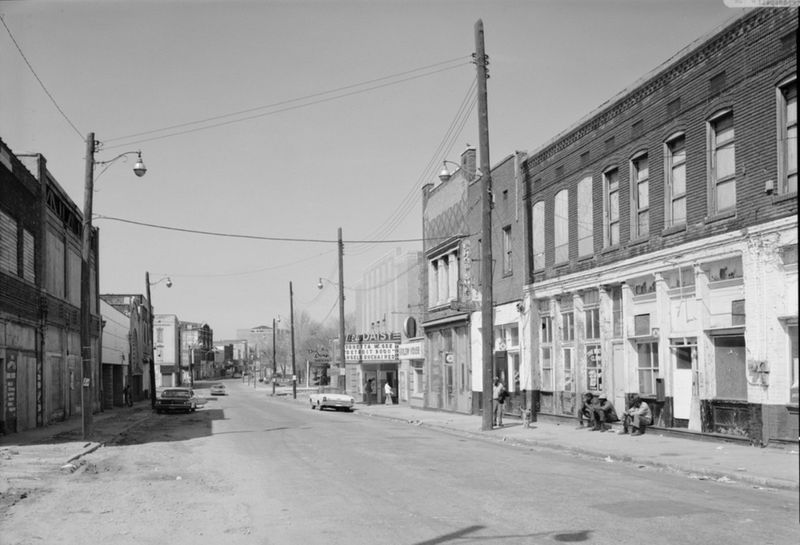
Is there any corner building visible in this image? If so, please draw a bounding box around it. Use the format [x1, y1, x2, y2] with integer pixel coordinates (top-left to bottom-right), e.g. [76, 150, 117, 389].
[522, 8, 797, 444]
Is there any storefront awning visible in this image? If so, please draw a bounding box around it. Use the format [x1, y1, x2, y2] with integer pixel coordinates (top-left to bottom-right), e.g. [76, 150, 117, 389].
[421, 312, 469, 329]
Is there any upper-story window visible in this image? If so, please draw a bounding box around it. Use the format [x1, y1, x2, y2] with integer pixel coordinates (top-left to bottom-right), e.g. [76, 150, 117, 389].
[584, 289, 600, 340]
[502, 225, 512, 275]
[428, 247, 459, 308]
[665, 133, 687, 227]
[576, 176, 593, 257]
[630, 153, 649, 238]
[708, 110, 736, 213]
[532, 201, 545, 271]
[778, 76, 797, 195]
[603, 168, 620, 247]
[0, 209, 18, 276]
[554, 189, 569, 264]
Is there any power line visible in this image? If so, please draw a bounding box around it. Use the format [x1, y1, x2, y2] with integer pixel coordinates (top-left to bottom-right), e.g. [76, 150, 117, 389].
[105, 57, 469, 143]
[1, 14, 83, 140]
[94, 214, 443, 243]
[104, 60, 471, 150]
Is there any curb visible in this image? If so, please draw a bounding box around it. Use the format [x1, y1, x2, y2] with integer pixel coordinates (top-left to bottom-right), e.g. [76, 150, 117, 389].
[63, 410, 154, 465]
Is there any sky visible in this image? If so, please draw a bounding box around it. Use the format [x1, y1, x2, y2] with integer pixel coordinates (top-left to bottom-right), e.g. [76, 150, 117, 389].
[1, 0, 747, 339]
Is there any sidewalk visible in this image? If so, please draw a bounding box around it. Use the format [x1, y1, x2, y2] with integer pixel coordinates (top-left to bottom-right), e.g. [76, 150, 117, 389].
[348, 400, 798, 491]
[2, 392, 797, 493]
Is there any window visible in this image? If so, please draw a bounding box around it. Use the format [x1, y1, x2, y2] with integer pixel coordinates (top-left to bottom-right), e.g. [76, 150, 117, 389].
[709, 111, 736, 213]
[789, 323, 798, 405]
[584, 289, 600, 340]
[577, 176, 593, 256]
[156, 328, 164, 344]
[532, 201, 545, 270]
[554, 189, 569, 263]
[603, 168, 620, 246]
[428, 248, 458, 307]
[502, 225, 512, 275]
[586, 344, 602, 392]
[778, 77, 797, 194]
[562, 311, 575, 342]
[0, 209, 18, 275]
[666, 134, 687, 227]
[541, 347, 553, 391]
[563, 347, 574, 392]
[610, 286, 623, 338]
[412, 366, 424, 396]
[540, 315, 553, 344]
[637, 341, 659, 396]
[631, 154, 649, 238]
[22, 229, 35, 283]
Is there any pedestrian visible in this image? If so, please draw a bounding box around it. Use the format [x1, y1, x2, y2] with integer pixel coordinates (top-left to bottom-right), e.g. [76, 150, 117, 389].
[619, 396, 652, 436]
[492, 376, 507, 428]
[364, 378, 374, 405]
[123, 383, 133, 407]
[577, 392, 597, 429]
[384, 380, 393, 405]
[592, 393, 619, 432]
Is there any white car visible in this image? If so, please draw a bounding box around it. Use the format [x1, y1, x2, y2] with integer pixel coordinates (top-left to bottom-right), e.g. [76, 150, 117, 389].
[309, 390, 355, 412]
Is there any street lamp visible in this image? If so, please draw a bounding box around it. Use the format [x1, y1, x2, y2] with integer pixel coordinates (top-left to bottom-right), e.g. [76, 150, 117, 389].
[315, 227, 346, 393]
[146, 273, 172, 409]
[437, 159, 462, 182]
[81, 132, 147, 439]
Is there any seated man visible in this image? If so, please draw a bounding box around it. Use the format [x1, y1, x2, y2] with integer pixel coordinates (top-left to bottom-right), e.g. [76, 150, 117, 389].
[619, 396, 652, 436]
[577, 392, 597, 429]
[592, 393, 618, 432]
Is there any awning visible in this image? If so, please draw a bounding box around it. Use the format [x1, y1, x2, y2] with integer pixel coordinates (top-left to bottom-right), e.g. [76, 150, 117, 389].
[421, 312, 469, 329]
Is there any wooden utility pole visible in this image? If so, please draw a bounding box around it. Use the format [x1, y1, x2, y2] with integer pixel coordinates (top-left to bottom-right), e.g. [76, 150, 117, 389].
[146, 271, 156, 408]
[80, 133, 96, 439]
[475, 20, 495, 432]
[338, 227, 346, 392]
[290, 281, 297, 399]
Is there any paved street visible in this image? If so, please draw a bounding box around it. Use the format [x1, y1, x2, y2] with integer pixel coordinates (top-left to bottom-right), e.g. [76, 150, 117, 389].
[1, 379, 797, 545]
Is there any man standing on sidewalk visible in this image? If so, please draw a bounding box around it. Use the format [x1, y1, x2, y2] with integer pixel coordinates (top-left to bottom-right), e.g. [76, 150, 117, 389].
[492, 377, 506, 428]
[384, 380, 393, 405]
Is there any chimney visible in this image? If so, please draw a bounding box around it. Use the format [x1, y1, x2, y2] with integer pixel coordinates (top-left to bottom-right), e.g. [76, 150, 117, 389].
[461, 147, 477, 181]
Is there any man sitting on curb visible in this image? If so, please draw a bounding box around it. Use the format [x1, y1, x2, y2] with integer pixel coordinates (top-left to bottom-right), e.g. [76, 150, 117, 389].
[619, 396, 652, 436]
[592, 393, 618, 432]
[576, 392, 598, 430]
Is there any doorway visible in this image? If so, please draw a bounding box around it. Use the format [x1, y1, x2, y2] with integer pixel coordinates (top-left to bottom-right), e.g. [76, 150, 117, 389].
[671, 338, 696, 423]
[611, 342, 625, 413]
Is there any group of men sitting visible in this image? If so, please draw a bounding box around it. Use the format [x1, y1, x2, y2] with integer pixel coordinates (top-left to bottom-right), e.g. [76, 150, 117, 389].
[578, 392, 652, 436]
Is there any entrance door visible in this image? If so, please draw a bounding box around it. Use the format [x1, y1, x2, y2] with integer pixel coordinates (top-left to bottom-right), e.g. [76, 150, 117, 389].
[671, 340, 696, 422]
[611, 343, 625, 413]
[714, 335, 747, 400]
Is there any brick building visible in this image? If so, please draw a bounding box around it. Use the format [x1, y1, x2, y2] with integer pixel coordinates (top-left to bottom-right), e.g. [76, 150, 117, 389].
[0, 139, 101, 434]
[521, 8, 797, 444]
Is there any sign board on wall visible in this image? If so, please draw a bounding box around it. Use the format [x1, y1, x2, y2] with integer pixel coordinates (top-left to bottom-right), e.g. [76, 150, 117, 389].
[398, 341, 423, 360]
[345, 332, 400, 363]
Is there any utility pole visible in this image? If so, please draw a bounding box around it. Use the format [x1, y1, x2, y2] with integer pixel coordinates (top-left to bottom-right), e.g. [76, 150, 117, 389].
[338, 227, 346, 392]
[146, 272, 156, 408]
[80, 133, 96, 439]
[475, 20, 495, 432]
[290, 281, 297, 399]
[272, 317, 277, 395]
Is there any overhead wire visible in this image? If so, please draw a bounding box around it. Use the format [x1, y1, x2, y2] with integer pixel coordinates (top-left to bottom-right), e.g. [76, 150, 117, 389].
[0, 14, 83, 140]
[104, 60, 471, 150]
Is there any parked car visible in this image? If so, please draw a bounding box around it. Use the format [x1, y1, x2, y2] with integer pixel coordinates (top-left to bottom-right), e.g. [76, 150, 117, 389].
[210, 384, 227, 396]
[155, 388, 198, 414]
[309, 390, 355, 412]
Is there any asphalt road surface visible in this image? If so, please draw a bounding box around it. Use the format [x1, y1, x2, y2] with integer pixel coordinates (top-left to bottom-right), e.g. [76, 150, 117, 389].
[3, 379, 797, 545]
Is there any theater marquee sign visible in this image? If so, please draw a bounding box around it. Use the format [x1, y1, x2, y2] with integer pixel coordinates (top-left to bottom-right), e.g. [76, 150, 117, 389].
[345, 332, 399, 363]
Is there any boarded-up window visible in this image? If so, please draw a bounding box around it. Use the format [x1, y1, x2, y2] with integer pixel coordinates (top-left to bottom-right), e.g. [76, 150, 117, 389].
[45, 230, 65, 298]
[554, 189, 569, 263]
[0, 209, 18, 275]
[22, 229, 35, 282]
[532, 201, 545, 270]
[577, 176, 593, 257]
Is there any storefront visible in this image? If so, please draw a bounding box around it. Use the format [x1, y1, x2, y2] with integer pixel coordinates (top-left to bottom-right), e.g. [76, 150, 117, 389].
[398, 339, 425, 408]
[345, 332, 400, 405]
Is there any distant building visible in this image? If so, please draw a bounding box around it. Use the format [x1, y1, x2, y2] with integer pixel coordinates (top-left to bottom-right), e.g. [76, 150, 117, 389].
[352, 247, 423, 405]
[100, 293, 150, 406]
[154, 314, 181, 388]
[180, 321, 214, 381]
